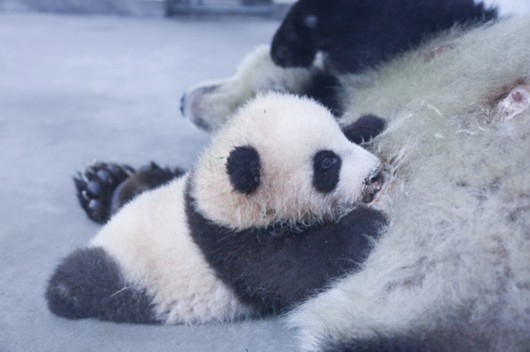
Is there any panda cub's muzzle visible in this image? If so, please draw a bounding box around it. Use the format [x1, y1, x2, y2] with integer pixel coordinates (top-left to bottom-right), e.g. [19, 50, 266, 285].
[361, 167, 384, 204]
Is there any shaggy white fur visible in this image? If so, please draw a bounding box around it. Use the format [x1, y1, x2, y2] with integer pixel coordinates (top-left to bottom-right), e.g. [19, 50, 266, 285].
[288, 17, 530, 351]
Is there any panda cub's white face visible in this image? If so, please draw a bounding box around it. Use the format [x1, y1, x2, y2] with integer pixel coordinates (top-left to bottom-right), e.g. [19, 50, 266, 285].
[191, 92, 382, 230]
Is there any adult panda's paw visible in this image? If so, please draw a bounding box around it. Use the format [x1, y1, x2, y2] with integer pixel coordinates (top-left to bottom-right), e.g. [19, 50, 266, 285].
[74, 162, 134, 224]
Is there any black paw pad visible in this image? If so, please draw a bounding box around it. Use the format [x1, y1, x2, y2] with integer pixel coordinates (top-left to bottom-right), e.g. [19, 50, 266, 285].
[74, 162, 134, 224]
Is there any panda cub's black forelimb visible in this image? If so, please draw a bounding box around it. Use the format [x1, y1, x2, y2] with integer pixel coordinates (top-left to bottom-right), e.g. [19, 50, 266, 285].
[74, 162, 185, 224]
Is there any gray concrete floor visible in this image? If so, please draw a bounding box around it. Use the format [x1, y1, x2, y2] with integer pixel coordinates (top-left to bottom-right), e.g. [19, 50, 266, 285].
[0, 13, 297, 352]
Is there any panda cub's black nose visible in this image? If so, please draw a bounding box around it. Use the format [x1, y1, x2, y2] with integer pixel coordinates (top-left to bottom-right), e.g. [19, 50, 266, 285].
[361, 169, 384, 204]
[369, 170, 383, 186]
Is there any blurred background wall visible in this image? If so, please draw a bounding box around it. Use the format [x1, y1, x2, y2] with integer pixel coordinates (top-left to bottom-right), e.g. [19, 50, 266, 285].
[0, 0, 296, 17]
[0, 0, 527, 21]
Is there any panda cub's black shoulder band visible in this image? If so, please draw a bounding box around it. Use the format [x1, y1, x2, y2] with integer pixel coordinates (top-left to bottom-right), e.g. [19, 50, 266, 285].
[226, 145, 261, 194]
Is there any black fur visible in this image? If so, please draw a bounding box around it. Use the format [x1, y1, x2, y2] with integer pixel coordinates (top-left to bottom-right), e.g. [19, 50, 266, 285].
[110, 162, 185, 211]
[186, 184, 387, 314]
[313, 150, 342, 193]
[342, 114, 387, 145]
[46, 247, 160, 323]
[302, 70, 344, 116]
[74, 162, 185, 224]
[271, 0, 497, 73]
[226, 145, 261, 194]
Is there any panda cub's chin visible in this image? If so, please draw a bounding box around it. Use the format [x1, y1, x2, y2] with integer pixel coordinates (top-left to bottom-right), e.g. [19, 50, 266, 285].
[361, 167, 384, 204]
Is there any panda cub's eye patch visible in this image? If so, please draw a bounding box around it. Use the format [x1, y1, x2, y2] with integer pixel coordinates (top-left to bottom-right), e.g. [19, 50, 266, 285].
[313, 150, 342, 193]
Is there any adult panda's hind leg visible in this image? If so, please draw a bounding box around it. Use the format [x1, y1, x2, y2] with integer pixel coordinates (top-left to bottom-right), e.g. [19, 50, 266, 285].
[45, 247, 161, 324]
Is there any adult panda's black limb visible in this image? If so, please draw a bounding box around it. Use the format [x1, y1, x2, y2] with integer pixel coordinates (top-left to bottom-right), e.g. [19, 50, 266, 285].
[45, 247, 161, 324]
[342, 114, 387, 145]
[74, 162, 185, 224]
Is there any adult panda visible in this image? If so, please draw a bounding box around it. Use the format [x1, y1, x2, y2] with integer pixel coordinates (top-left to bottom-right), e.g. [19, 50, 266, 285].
[178, 16, 530, 352]
[286, 17, 530, 351]
[46, 93, 388, 324]
[182, 0, 497, 126]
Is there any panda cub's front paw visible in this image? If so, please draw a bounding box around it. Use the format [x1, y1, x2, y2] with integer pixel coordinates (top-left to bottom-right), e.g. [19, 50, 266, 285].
[74, 162, 134, 224]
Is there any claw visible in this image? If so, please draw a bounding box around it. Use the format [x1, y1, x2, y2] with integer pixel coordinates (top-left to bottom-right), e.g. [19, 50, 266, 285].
[73, 176, 87, 190]
[81, 190, 90, 201]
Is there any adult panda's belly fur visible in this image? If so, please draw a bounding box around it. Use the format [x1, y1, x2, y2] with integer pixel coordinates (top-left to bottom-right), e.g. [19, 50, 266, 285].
[288, 17, 530, 352]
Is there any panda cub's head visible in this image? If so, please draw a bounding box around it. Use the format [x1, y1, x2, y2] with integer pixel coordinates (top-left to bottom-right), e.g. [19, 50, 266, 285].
[190, 92, 382, 230]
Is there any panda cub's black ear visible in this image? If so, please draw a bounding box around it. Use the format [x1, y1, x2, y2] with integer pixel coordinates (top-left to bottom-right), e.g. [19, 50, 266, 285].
[226, 146, 261, 195]
[342, 114, 386, 144]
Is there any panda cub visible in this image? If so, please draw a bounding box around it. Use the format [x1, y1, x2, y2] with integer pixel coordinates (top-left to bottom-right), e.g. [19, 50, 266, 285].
[46, 93, 387, 324]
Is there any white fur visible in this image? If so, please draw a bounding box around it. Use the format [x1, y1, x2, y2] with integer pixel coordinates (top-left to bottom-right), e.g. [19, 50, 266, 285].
[288, 17, 530, 351]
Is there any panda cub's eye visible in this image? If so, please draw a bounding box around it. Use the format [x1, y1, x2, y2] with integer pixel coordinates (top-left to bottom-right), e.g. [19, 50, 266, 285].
[313, 150, 342, 193]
